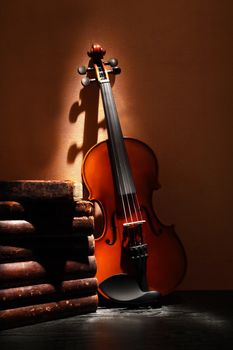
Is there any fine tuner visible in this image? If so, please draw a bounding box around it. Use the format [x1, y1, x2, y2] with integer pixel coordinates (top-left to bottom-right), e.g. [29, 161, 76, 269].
[78, 57, 121, 87]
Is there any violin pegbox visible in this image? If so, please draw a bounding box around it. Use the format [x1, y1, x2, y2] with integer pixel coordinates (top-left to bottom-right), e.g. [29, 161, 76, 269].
[78, 43, 121, 87]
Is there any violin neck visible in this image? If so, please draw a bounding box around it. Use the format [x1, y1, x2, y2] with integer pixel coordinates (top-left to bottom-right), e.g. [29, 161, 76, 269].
[100, 81, 136, 197]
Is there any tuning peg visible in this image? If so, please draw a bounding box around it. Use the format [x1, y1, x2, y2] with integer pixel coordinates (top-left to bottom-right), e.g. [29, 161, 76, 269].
[107, 67, 121, 75]
[78, 66, 94, 75]
[78, 66, 87, 75]
[112, 66, 121, 75]
[81, 77, 90, 86]
[104, 58, 118, 67]
[81, 77, 96, 87]
[108, 58, 118, 67]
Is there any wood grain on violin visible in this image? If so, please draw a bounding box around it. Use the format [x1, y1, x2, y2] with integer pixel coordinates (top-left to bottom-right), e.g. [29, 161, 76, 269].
[79, 44, 186, 300]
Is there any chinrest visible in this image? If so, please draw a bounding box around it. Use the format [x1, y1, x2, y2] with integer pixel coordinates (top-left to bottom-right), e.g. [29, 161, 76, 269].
[99, 273, 160, 307]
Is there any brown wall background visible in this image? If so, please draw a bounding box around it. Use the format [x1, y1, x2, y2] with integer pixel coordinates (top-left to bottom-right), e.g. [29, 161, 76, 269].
[0, 0, 232, 290]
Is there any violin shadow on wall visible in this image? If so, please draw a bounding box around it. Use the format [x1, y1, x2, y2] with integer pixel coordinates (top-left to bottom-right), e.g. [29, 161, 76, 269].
[67, 72, 116, 165]
[67, 84, 101, 165]
[67, 71, 116, 209]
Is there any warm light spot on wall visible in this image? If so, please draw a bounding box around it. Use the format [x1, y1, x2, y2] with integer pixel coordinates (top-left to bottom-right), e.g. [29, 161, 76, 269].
[97, 93, 107, 143]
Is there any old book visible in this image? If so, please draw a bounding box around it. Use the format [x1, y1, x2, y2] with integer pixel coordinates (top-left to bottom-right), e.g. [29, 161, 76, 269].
[0, 245, 34, 263]
[0, 220, 35, 237]
[0, 277, 98, 308]
[72, 216, 94, 234]
[0, 294, 98, 330]
[0, 200, 94, 220]
[0, 235, 95, 263]
[0, 216, 94, 239]
[0, 180, 81, 203]
[0, 238, 96, 254]
[0, 201, 25, 220]
[74, 200, 94, 217]
[0, 256, 97, 288]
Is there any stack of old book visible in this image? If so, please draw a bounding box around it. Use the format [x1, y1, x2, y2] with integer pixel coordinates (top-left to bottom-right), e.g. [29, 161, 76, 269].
[0, 181, 98, 329]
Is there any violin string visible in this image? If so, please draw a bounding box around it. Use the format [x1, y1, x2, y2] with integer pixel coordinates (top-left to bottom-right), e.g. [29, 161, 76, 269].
[119, 141, 143, 221]
[102, 83, 129, 223]
[119, 145, 139, 223]
[110, 108, 142, 223]
[103, 81, 142, 225]
[107, 85, 135, 224]
[118, 138, 141, 223]
[131, 193, 140, 221]
[109, 83, 142, 224]
[108, 86, 134, 224]
[134, 193, 143, 221]
[104, 86, 128, 222]
[106, 83, 137, 224]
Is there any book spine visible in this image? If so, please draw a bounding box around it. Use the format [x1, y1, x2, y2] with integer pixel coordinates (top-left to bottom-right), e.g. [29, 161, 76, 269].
[0, 277, 98, 308]
[0, 201, 25, 219]
[0, 257, 97, 288]
[0, 200, 94, 220]
[0, 294, 98, 330]
[72, 216, 94, 234]
[0, 220, 34, 236]
[74, 200, 94, 216]
[0, 235, 95, 263]
[0, 181, 76, 203]
[0, 217, 94, 238]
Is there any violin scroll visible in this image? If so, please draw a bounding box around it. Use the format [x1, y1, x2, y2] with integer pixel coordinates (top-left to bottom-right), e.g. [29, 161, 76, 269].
[88, 44, 106, 60]
[78, 44, 121, 86]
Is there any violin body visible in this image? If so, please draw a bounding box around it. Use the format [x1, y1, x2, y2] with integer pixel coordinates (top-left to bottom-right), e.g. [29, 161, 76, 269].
[82, 137, 186, 295]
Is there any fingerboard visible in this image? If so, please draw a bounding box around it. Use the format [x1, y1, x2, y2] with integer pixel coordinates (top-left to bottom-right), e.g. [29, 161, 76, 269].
[100, 81, 136, 197]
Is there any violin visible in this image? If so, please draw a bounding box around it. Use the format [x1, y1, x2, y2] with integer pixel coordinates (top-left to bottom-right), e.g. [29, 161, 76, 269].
[78, 44, 186, 305]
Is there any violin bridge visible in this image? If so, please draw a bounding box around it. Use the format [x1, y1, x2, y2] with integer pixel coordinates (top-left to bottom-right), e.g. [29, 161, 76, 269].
[123, 220, 146, 227]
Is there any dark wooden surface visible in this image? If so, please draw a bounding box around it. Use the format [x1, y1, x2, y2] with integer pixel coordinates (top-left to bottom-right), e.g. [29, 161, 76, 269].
[0, 291, 232, 350]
